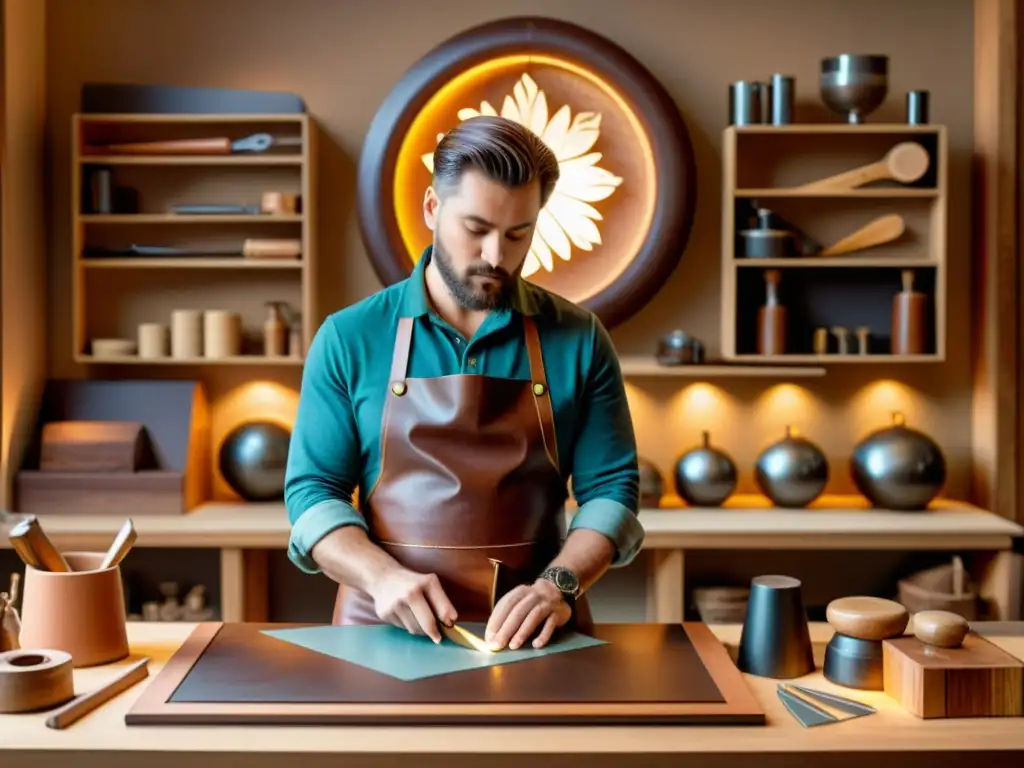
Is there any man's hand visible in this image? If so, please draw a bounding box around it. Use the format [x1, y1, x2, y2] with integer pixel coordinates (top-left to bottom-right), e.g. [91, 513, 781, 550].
[368, 567, 458, 643]
[485, 579, 571, 650]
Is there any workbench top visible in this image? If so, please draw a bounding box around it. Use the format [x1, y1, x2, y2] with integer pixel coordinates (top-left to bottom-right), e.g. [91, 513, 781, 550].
[2, 621, 1022, 768]
[1, 495, 1019, 550]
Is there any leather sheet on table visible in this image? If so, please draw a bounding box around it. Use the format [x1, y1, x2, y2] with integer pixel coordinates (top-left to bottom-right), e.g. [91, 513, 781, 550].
[262, 622, 608, 681]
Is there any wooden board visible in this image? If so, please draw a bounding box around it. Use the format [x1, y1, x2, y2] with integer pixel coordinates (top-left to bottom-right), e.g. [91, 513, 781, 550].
[125, 622, 765, 726]
[883, 631, 1024, 718]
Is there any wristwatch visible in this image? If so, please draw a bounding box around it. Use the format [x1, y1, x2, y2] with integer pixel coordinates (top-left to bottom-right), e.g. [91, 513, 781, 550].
[537, 566, 580, 609]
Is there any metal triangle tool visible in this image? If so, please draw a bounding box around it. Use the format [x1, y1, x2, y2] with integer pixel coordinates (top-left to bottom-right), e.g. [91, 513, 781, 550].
[786, 684, 877, 717]
[777, 686, 835, 727]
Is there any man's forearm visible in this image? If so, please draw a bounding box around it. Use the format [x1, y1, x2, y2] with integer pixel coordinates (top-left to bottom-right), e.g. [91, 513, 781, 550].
[541, 528, 616, 595]
[311, 526, 403, 595]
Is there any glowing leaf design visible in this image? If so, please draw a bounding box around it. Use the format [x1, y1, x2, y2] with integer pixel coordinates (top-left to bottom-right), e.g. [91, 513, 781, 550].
[421, 73, 623, 277]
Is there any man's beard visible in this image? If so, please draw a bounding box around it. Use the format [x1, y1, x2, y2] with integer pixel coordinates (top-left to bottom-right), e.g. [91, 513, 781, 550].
[432, 238, 514, 311]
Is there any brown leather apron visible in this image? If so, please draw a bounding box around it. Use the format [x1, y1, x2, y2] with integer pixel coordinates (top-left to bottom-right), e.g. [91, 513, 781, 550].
[332, 313, 593, 633]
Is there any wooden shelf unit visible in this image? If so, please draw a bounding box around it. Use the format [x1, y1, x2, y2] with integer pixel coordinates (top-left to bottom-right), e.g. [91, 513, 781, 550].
[720, 124, 948, 363]
[71, 112, 317, 365]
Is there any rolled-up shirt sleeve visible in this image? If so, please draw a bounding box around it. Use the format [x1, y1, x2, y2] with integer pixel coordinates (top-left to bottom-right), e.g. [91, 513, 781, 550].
[284, 317, 368, 574]
[566, 316, 645, 566]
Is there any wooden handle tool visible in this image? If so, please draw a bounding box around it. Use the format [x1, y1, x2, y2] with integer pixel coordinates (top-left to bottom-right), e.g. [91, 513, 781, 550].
[817, 214, 906, 256]
[8, 517, 70, 572]
[45, 657, 150, 729]
[798, 142, 930, 191]
[99, 519, 136, 570]
[93, 138, 232, 155]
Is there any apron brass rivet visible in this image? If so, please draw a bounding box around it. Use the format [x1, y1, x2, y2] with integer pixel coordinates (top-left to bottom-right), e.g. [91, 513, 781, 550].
[533, 382, 546, 396]
[391, 382, 407, 396]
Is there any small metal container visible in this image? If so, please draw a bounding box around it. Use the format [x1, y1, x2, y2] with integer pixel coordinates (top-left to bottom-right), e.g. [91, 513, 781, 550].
[770, 74, 795, 125]
[729, 81, 762, 125]
[737, 575, 816, 679]
[823, 633, 884, 690]
[656, 331, 705, 365]
[906, 90, 929, 125]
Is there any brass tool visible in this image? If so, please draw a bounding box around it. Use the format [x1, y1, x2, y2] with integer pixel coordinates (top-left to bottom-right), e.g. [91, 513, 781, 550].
[855, 327, 871, 355]
[0, 573, 21, 651]
[441, 624, 497, 653]
[812, 327, 829, 355]
[830, 326, 850, 355]
[8, 517, 70, 572]
[99, 519, 137, 570]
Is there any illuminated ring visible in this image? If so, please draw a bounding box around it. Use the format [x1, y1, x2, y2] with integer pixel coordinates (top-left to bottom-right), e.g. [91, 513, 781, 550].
[356, 16, 697, 330]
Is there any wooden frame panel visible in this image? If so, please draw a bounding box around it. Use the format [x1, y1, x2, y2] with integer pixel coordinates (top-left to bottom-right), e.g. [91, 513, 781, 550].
[126, 622, 765, 726]
[972, 0, 1021, 523]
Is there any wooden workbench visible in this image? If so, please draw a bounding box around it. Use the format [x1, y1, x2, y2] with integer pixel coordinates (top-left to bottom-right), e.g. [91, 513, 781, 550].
[2, 621, 1022, 768]
[1, 495, 1021, 624]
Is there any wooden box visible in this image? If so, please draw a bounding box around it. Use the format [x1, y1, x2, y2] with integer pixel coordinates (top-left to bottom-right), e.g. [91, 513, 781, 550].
[883, 632, 1024, 718]
[15, 379, 209, 515]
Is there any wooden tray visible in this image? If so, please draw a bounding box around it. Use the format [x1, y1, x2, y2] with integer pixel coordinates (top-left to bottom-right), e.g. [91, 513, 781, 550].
[126, 622, 765, 726]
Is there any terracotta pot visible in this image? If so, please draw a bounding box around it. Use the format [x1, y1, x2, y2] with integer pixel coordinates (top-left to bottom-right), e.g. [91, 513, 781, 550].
[18, 551, 129, 667]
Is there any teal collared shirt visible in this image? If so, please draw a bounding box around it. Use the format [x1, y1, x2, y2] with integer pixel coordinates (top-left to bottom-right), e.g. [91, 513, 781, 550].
[284, 246, 645, 574]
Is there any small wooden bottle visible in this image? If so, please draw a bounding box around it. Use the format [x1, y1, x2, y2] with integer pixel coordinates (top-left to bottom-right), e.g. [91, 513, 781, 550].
[264, 301, 287, 356]
[891, 269, 926, 354]
[757, 269, 786, 355]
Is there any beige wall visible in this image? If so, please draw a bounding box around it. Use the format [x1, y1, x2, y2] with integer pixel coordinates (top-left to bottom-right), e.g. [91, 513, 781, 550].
[42, 0, 977, 503]
[2, 0, 48, 508]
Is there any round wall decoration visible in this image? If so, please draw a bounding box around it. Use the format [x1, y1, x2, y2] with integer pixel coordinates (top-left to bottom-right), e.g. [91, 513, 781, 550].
[356, 16, 697, 329]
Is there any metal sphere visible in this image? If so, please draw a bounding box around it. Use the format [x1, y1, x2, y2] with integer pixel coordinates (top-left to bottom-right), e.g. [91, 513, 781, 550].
[218, 420, 292, 502]
[673, 431, 737, 507]
[851, 412, 946, 510]
[755, 426, 829, 508]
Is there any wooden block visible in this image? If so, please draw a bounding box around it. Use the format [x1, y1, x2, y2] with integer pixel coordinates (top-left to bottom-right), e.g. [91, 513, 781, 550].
[883, 632, 1024, 718]
[40, 420, 145, 472]
[16, 470, 187, 515]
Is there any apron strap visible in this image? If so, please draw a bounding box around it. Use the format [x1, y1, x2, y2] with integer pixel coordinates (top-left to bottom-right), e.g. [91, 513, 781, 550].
[523, 316, 559, 471]
[390, 316, 414, 384]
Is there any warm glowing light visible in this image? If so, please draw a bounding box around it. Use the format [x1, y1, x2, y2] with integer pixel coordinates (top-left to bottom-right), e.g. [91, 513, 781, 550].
[751, 384, 824, 439]
[849, 379, 921, 436]
[393, 53, 656, 297]
[667, 383, 732, 427]
[215, 381, 299, 436]
[421, 72, 624, 277]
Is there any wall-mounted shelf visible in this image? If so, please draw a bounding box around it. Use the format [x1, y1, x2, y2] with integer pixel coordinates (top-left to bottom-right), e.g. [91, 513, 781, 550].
[618, 356, 825, 377]
[72, 354, 304, 366]
[71, 112, 317, 366]
[720, 124, 947, 364]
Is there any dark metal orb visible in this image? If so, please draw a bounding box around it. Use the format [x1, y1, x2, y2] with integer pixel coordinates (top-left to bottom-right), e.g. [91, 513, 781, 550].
[755, 426, 829, 508]
[850, 412, 946, 511]
[218, 420, 292, 502]
[674, 430, 737, 507]
[638, 457, 664, 508]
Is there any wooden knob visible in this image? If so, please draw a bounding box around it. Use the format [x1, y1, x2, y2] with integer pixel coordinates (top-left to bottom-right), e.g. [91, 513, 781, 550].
[825, 596, 909, 641]
[911, 610, 969, 648]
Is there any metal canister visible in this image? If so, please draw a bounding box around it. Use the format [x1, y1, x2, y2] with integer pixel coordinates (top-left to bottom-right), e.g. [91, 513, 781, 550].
[906, 90, 929, 124]
[729, 81, 761, 125]
[770, 74, 795, 125]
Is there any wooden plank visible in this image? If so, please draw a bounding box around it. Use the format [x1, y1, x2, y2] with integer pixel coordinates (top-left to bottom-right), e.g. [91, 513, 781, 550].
[972, 0, 1021, 523]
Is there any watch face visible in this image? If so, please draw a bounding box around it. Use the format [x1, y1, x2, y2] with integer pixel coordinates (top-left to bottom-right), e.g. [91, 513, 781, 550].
[553, 568, 579, 592]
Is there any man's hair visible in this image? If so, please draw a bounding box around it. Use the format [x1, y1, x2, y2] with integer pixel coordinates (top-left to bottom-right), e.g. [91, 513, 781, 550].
[431, 116, 560, 207]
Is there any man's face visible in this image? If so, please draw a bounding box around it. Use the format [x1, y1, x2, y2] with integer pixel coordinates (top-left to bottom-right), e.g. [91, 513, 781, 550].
[423, 168, 541, 311]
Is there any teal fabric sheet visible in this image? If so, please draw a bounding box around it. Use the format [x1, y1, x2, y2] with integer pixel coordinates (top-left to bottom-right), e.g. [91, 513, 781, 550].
[262, 624, 608, 681]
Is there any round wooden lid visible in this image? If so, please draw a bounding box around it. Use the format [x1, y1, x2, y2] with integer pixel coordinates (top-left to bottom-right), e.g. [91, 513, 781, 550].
[825, 596, 909, 640]
[911, 610, 969, 648]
